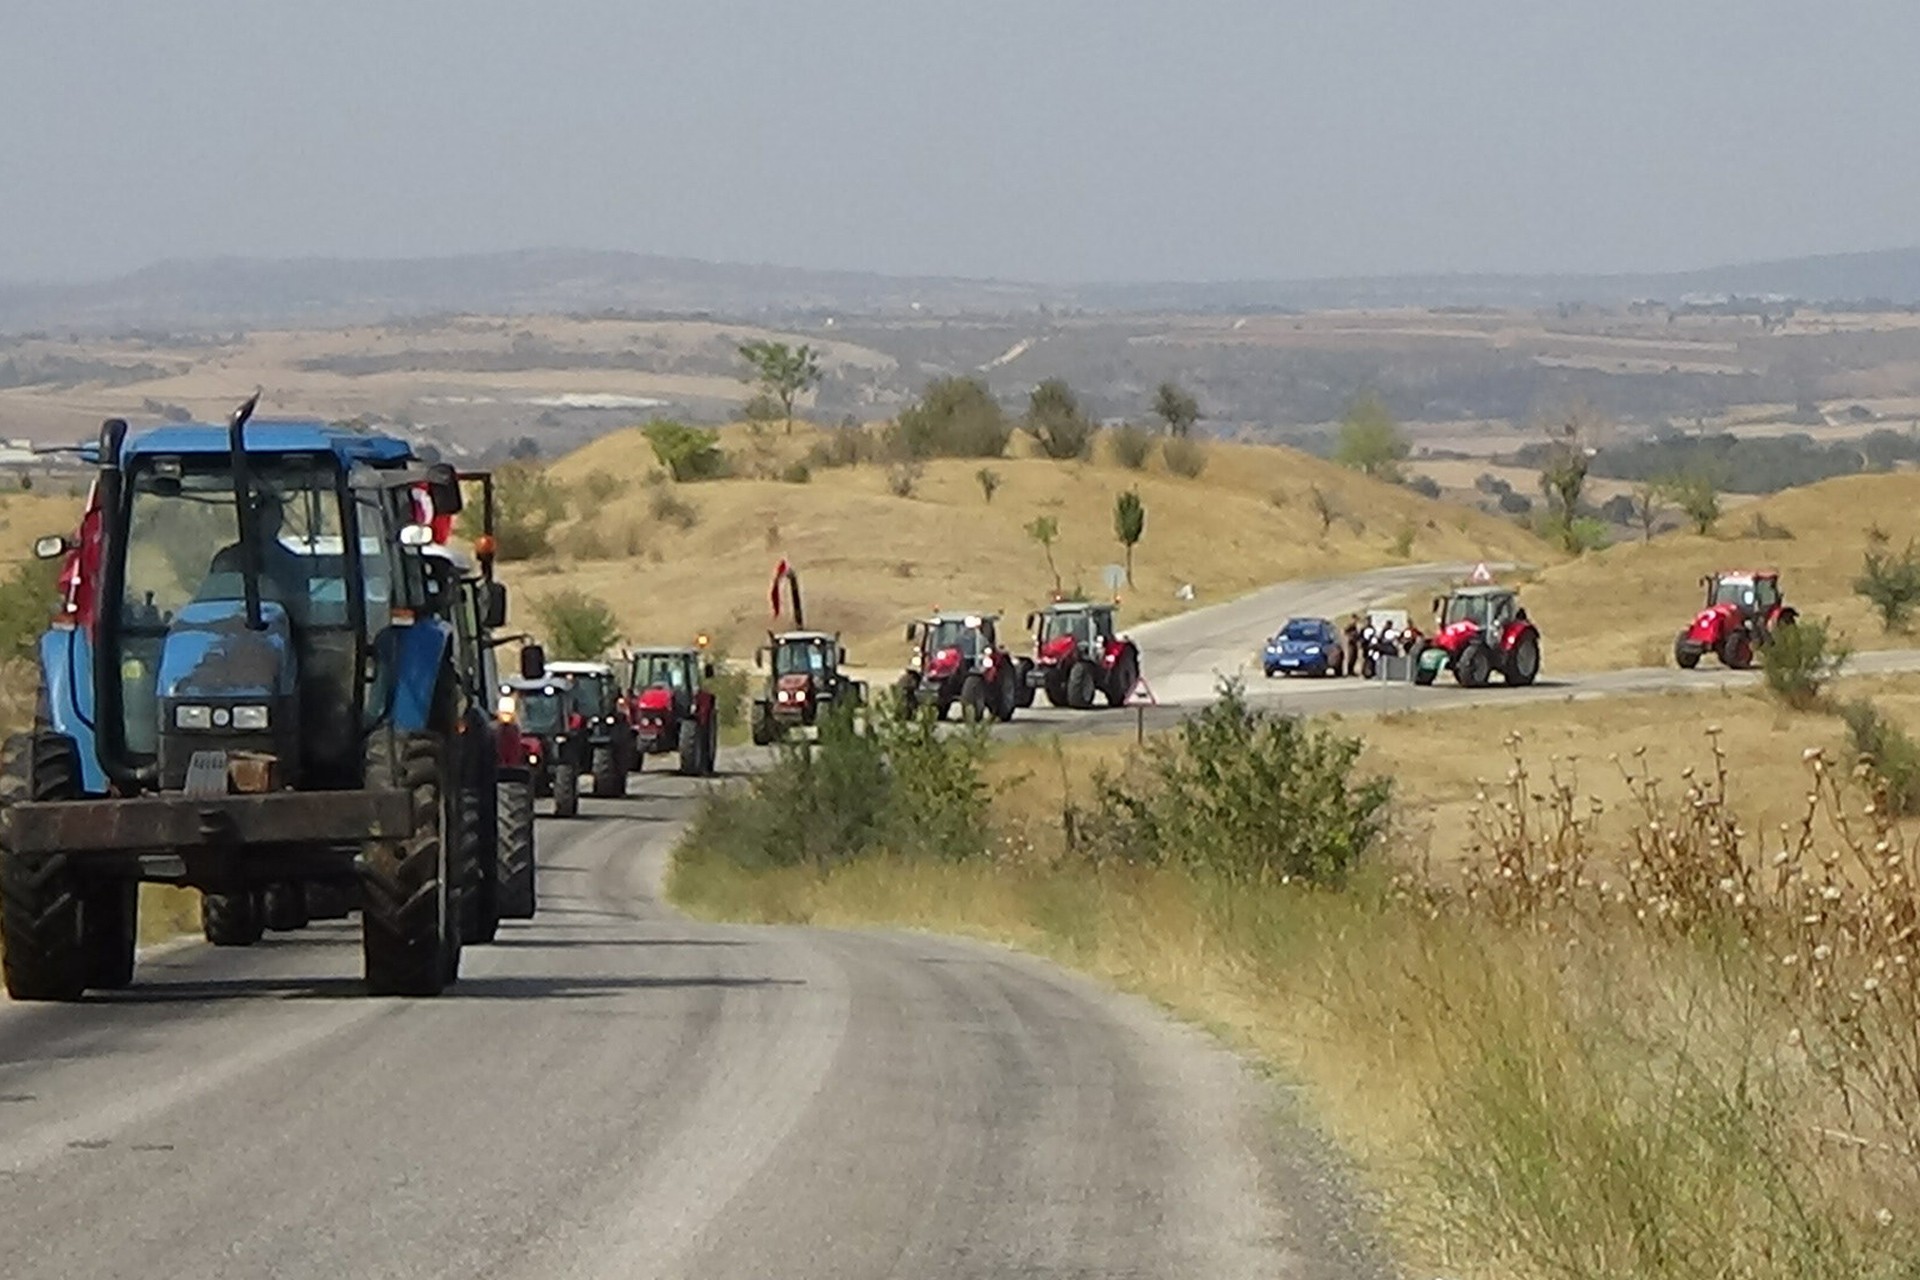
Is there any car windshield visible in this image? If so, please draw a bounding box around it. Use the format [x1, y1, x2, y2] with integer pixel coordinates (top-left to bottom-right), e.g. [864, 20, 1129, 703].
[1280, 620, 1323, 642]
[928, 620, 983, 654]
[1444, 595, 1496, 627]
[774, 639, 828, 677]
[517, 690, 564, 734]
[633, 654, 688, 691]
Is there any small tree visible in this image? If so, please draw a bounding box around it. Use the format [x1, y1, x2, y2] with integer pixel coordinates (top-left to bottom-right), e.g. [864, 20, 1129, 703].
[975, 467, 1001, 504]
[1761, 616, 1848, 711]
[1026, 378, 1096, 460]
[1152, 381, 1199, 438]
[1667, 469, 1721, 535]
[1333, 393, 1409, 480]
[1536, 407, 1602, 551]
[535, 589, 622, 659]
[1025, 515, 1062, 594]
[1109, 422, 1153, 469]
[644, 420, 727, 482]
[1308, 484, 1338, 535]
[1161, 435, 1208, 478]
[1854, 539, 1920, 632]
[737, 340, 821, 435]
[1113, 489, 1146, 586]
[888, 376, 1011, 459]
[1628, 480, 1667, 543]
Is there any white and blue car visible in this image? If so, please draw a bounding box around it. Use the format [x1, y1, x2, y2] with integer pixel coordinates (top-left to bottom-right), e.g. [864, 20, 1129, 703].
[1261, 616, 1346, 678]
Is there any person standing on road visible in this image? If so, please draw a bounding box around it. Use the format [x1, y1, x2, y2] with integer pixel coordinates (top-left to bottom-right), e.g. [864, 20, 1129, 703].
[1343, 614, 1363, 678]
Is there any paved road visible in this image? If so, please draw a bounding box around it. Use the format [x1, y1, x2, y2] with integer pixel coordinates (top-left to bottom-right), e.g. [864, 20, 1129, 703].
[0, 770, 1389, 1280]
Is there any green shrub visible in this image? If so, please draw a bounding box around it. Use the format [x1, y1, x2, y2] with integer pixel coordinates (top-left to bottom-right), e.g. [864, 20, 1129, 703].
[705, 656, 752, 738]
[887, 461, 922, 498]
[887, 377, 1011, 459]
[534, 589, 621, 659]
[687, 698, 989, 868]
[1080, 680, 1390, 886]
[469, 462, 567, 560]
[1108, 422, 1153, 470]
[1854, 539, 1920, 632]
[0, 557, 60, 665]
[1403, 473, 1442, 499]
[780, 460, 811, 484]
[805, 426, 878, 469]
[581, 469, 627, 503]
[1838, 699, 1920, 815]
[1761, 616, 1847, 710]
[648, 486, 699, 530]
[643, 420, 728, 482]
[1162, 436, 1208, 479]
[1026, 379, 1097, 460]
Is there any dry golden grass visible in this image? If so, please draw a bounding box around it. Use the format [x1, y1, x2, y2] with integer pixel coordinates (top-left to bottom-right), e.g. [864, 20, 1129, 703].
[514, 422, 1547, 662]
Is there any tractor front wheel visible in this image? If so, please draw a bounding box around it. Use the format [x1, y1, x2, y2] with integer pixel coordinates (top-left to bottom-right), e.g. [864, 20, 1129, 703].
[1, 732, 88, 1001]
[1454, 643, 1493, 689]
[592, 747, 624, 798]
[1013, 658, 1035, 708]
[553, 761, 580, 818]
[750, 702, 775, 746]
[1043, 668, 1069, 708]
[1719, 632, 1755, 670]
[1504, 632, 1541, 686]
[993, 670, 1018, 723]
[1066, 660, 1098, 710]
[264, 881, 311, 932]
[360, 729, 459, 997]
[1674, 635, 1702, 669]
[495, 778, 537, 920]
[202, 891, 264, 947]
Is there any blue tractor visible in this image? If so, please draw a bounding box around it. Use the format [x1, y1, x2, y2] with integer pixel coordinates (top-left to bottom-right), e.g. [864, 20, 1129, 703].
[0, 398, 485, 999]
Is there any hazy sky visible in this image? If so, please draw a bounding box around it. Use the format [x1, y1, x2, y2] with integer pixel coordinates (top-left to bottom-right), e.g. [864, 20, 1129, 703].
[4, 1, 1916, 284]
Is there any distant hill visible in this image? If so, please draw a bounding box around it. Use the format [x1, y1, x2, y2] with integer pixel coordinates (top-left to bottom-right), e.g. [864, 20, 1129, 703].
[5, 246, 1920, 332]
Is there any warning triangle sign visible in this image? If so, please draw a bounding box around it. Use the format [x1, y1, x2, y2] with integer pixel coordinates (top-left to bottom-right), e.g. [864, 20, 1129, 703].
[1469, 561, 1494, 584]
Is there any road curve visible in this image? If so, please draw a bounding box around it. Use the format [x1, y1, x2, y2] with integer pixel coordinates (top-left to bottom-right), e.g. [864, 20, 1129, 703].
[0, 768, 1390, 1280]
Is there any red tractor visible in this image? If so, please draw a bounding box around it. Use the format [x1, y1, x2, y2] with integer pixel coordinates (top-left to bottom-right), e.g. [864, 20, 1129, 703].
[896, 612, 1032, 722]
[626, 644, 720, 775]
[1024, 601, 1141, 710]
[1413, 585, 1542, 688]
[1673, 570, 1796, 670]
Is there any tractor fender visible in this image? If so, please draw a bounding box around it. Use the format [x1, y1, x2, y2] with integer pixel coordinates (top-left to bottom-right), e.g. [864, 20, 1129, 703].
[386, 619, 457, 734]
[38, 627, 106, 794]
[694, 689, 716, 725]
[1497, 619, 1538, 652]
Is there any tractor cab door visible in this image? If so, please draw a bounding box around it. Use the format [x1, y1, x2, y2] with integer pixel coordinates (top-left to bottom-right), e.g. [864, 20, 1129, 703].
[1754, 577, 1780, 615]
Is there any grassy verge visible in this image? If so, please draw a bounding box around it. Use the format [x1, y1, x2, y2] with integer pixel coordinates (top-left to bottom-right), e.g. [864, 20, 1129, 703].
[672, 683, 1920, 1280]
[138, 886, 201, 947]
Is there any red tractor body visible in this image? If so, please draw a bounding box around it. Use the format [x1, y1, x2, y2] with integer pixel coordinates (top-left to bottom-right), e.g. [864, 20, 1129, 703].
[1024, 602, 1140, 710]
[1674, 571, 1794, 670]
[897, 612, 1032, 722]
[625, 645, 719, 775]
[1414, 585, 1542, 688]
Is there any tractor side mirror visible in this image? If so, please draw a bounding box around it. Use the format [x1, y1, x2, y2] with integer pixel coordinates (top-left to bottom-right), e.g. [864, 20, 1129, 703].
[1514, 607, 1529, 623]
[703, 660, 715, 679]
[754, 648, 766, 669]
[520, 642, 546, 680]
[841, 650, 852, 666]
[904, 622, 918, 641]
[482, 582, 508, 630]
[1430, 597, 1441, 614]
[1025, 611, 1038, 630]
[31, 534, 70, 560]
[425, 462, 464, 516]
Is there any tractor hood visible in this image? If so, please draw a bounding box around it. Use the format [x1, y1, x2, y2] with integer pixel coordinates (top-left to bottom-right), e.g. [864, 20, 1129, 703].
[635, 686, 675, 712]
[1431, 619, 1482, 654]
[1685, 602, 1741, 642]
[776, 672, 813, 694]
[1038, 634, 1078, 663]
[926, 646, 964, 678]
[156, 601, 295, 701]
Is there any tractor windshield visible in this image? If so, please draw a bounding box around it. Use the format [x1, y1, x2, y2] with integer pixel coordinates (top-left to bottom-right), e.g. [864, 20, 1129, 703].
[928, 619, 983, 655]
[571, 674, 616, 717]
[1040, 612, 1095, 645]
[773, 639, 829, 677]
[633, 654, 689, 692]
[1444, 595, 1495, 628]
[515, 690, 565, 736]
[1712, 579, 1757, 610]
[116, 453, 352, 759]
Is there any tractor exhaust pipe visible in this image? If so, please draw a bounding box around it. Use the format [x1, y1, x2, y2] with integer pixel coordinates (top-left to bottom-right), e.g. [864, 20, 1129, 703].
[228, 392, 264, 632]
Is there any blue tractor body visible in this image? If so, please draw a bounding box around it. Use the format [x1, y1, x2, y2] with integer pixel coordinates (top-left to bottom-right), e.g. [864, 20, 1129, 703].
[1, 403, 482, 1000]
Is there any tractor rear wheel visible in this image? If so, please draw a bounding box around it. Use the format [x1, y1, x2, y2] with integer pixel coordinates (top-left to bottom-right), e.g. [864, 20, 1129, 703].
[360, 729, 459, 997]
[1719, 632, 1754, 670]
[702, 718, 720, 776]
[1066, 660, 1098, 710]
[1503, 632, 1541, 686]
[678, 725, 702, 775]
[1013, 658, 1035, 708]
[959, 674, 989, 723]
[592, 747, 624, 797]
[0, 731, 88, 1001]
[455, 784, 496, 947]
[82, 881, 137, 990]
[553, 761, 580, 818]
[495, 778, 536, 919]
[264, 881, 311, 932]
[1454, 643, 1493, 689]
[202, 892, 264, 947]
[1104, 653, 1136, 707]
[992, 669, 1018, 722]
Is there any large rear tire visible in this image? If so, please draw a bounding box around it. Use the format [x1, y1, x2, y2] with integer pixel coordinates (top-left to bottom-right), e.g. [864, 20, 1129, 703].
[592, 746, 623, 798]
[82, 881, 137, 991]
[677, 726, 702, 776]
[1720, 632, 1754, 670]
[750, 702, 774, 746]
[360, 730, 458, 997]
[202, 891, 264, 947]
[1455, 642, 1493, 689]
[1503, 632, 1541, 687]
[496, 778, 537, 919]
[1104, 653, 1136, 707]
[0, 731, 87, 1001]
[456, 784, 495, 946]
[1066, 660, 1098, 710]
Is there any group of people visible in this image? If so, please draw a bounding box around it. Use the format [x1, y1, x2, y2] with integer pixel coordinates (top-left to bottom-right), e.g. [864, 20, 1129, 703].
[1340, 613, 1425, 679]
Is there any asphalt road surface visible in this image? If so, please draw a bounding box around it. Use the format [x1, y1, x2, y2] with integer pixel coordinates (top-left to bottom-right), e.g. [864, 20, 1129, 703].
[0, 769, 1390, 1280]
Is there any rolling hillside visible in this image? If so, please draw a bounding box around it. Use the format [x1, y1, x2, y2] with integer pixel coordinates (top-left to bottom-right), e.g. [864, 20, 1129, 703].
[511, 425, 1548, 665]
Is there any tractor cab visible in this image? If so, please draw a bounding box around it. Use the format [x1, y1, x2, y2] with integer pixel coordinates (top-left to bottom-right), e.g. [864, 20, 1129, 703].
[1704, 571, 1779, 618]
[1438, 586, 1523, 633]
[907, 612, 999, 670]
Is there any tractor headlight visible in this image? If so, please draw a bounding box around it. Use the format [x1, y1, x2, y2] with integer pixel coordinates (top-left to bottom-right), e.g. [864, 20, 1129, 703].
[231, 705, 270, 731]
[174, 704, 212, 730]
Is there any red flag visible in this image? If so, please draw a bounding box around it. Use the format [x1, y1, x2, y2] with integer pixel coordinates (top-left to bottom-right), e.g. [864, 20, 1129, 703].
[770, 560, 789, 616]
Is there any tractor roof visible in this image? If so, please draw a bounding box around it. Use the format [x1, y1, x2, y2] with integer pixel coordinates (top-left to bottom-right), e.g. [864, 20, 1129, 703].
[502, 676, 573, 693]
[923, 611, 998, 624]
[121, 420, 415, 468]
[1712, 569, 1777, 581]
[774, 630, 837, 642]
[546, 660, 614, 675]
[628, 645, 698, 657]
[1041, 601, 1110, 614]
[1450, 584, 1515, 597]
